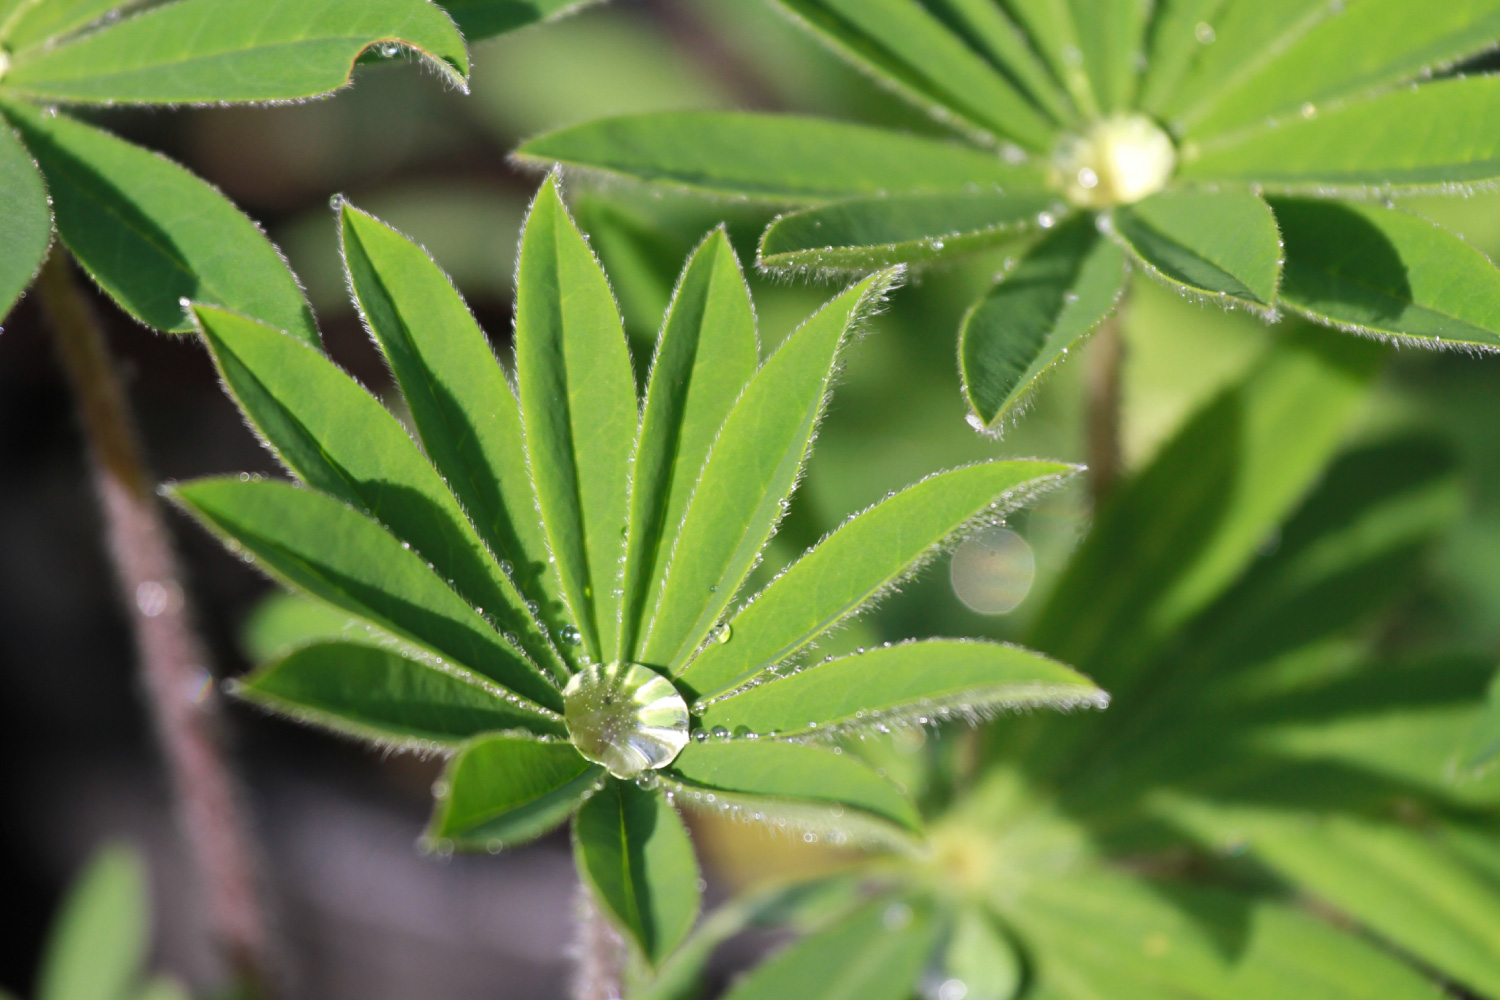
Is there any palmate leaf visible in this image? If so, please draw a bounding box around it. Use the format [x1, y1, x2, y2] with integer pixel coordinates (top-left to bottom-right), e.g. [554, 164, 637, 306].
[36, 846, 148, 1000]
[169, 477, 562, 713]
[722, 895, 938, 1000]
[770, 0, 1058, 150]
[1182, 76, 1500, 191]
[680, 458, 1077, 698]
[435, 0, 601, 42]
[641, 268, 900, 671]
[624, 228, 758, 660]
[0, 115, 50, 321]
[1000, 0, 1098, 118]
[959, 213, 1126, 430]
[574, 779, 700, 967]
[1066, 0, 1151, 114]
[514, 112, 1043, 201]
[1, 100, 318, 342]
[696, 639, 1103, 740]
[1271, 198, 1500, 349]
[338, 204, 570, 659]
[1134, 0, 1225, 115]
[3, 0, 470, 104]
[190, 303, 565, 682]
[515, 174, 637, 663]
[1111, 189, 1281, 309]
[430, 735, 602, 848]
[923, 0, 1074, 125]
[233, 641, 564, 747]
[759, 190, 1055, 272]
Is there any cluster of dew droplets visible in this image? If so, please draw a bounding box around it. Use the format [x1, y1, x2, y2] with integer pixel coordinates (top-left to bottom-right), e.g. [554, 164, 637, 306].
[562, 660, 690, 778]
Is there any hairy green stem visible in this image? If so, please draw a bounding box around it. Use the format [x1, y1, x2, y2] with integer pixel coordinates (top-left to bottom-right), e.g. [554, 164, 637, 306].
[37, 253, 273, 994]
[1086, 296, 1128, 506]
[572, 885, 624, 1000]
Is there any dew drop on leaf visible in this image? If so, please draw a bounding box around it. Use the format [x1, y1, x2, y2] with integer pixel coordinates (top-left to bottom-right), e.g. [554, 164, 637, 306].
[563, 661, 690, 778]
[559, 624, 583, 646]
[711, 622, 733, 645]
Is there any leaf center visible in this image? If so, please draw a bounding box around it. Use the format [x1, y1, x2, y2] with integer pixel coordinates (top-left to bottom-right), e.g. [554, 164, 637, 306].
[563, 660, 690, 778]
[1051, 114, 1176, 209]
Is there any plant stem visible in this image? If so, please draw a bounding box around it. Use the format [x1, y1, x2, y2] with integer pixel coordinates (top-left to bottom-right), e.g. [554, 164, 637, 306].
[1086, 295, 1128, 506]
[572, 886, 624, 1000]
[36, 253, 273, 993]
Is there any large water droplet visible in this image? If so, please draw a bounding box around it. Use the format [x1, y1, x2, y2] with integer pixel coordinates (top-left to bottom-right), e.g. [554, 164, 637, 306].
[1051, 113, 1176, 209]
[563, 661, 690, 778]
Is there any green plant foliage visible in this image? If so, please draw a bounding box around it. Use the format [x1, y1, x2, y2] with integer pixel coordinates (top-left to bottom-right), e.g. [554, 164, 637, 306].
[659, 325, 1500, 1000]
[0, 0, 573, 330]
[518, 0, 1500, 430]
[170, 174, 1104, 968]
[27, 845, 190, 1000]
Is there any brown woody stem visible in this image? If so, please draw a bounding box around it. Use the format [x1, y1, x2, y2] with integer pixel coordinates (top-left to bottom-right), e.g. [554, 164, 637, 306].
[36, 253, 273, 994]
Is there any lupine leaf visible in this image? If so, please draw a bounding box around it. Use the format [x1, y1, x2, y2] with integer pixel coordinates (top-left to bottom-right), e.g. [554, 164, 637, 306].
[1, 102, 317, 342]
[242, 592, 359, 663]
[945, 903, 1023, 1000]
[1000, 0, 1098, 117]
[516, 112, 1042, 201]
[722, 894, 937, 1000]
[1188, 0, 1500, 138]
[642, 269, 899, 670]
[1, 0, 142, 52]
[191, 303, 564, 684]
[573, 779, 700, 966]
[0, 116, 51, 321]
[1135, 0, 1227, 115]
[5, 0, 469, 104]
[1271, 198, 1500, 349]
[771, 0, 1057, 150]
[1068, 0, 1151, 113]
[959, 213, 1126, 430]
[233, 641, 564, 746]
[1155, 800, 1500, 999]
[1112, 190, 1280, 308]
[1029, 326, 1381, 694]
[1161, 0, 1331, 126]
[923, 0, 1074, 124]
[37, 846, 147, 1000]
[665, 741, 921, 847]
[697, 639, 1104, 740]
[759, 190, 1054, 272]
[1015, 865, 1445, 1000]
[623, 228, 757, 660]
[1464, 671, 1500, 774]
[436, 0, 600, 41]
[680, 459, 1075, 698]
[170, 477, 561, 711]
[515, 175, 637, 663]
[338, 205, 571, 665]
[1181, 76, 1500, 191]
[431, 735, 601, 848]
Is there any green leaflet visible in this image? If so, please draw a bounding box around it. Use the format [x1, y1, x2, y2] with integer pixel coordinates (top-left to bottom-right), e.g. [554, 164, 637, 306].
[623, 228, 758, 660]
[516, 112, 1042, 202]
[169, 477, 561, 712]
[0, 116, 50, 321]
[1181, 76, 1500, 192]
[923, 0, 1074, 125]
[1188, 0, 1500, 138]
[338, 205, 570, 666]
[431, 735, 602, 848]
[233, 641, 564, 746]
[1066, 0, 1151, 113]
[1, 101, 317, 342]
[680, 459, 1075, 698]
[1112, 189, 1281, 308]
[37, 847, 147, 1000]
[191, 303, 563, 683]
[665, 741, 921, 848]
[959, 213, 1126, 430]
[722, 894, 937, 1000]
[944, 903, 1023, 1000]
[515, 175, 637, 664]
[759, 190, 1054, 272]
[436, 0, 600, 42]
[642, 269, 899, 671]
[573, 779, 700, 966]
[1465, 671, 1500, 774]
[1, 0, 142, 51]
[771, 0, 1057, 150]
[1271, 198, 1500, 349]
[1135, 0, 1228, 115]
[1029, 325, 1381, 696]
[1013, 865, 1444, 1000]
[5, 0, 469, 103]
[696, 639, 1104, 740]
[998, 0, 1097, 117]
